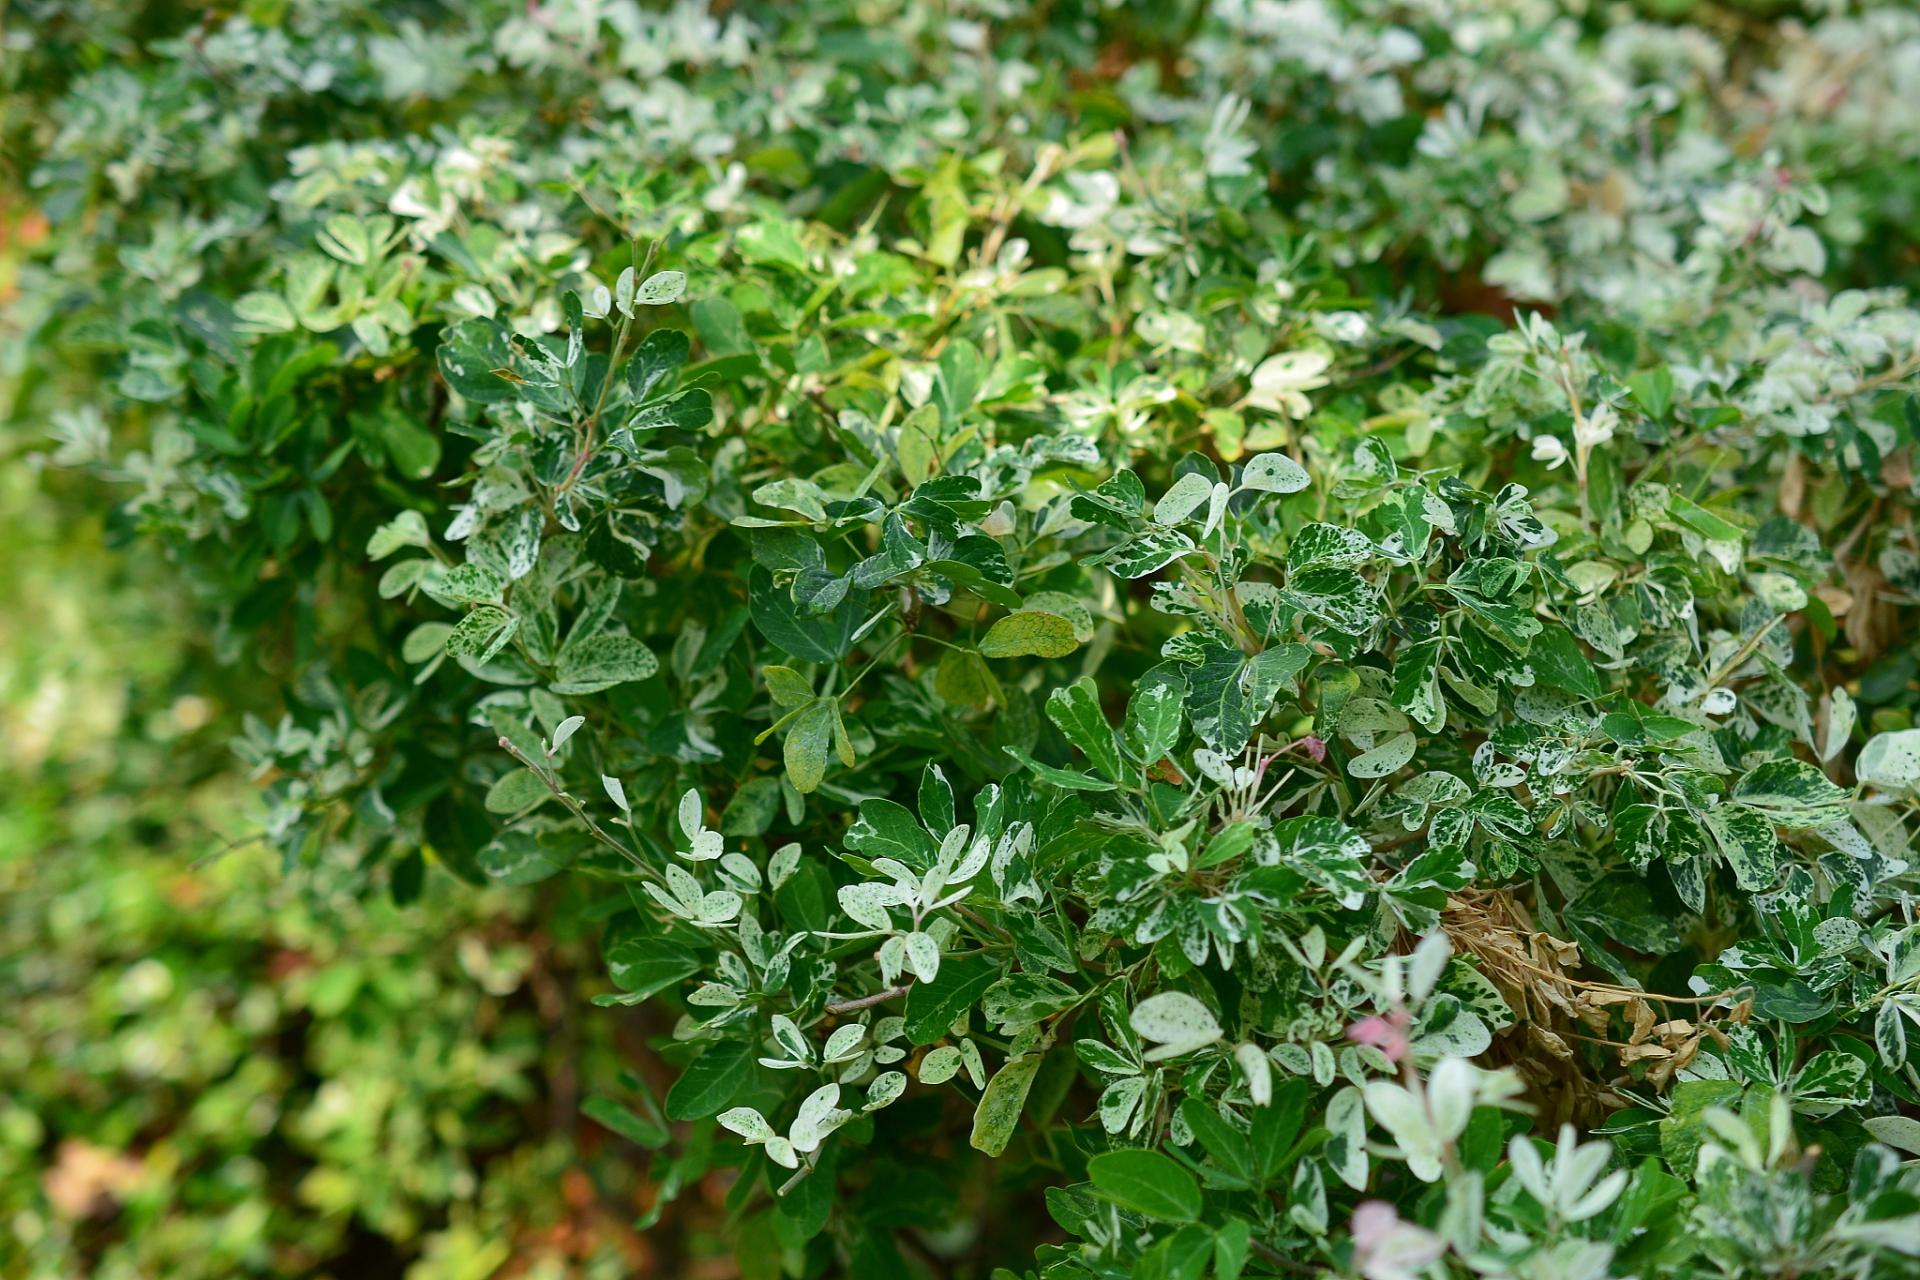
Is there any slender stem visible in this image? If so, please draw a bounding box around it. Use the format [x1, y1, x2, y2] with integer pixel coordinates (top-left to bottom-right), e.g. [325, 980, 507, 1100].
[497, 737, 654, 876]
[563, 240, 657, 494]
[825, 984, 912, 1015]
[841, 627, 908, 697]
[1248, 1239, 1323, 1276]
[1703, 615, 1783, 691]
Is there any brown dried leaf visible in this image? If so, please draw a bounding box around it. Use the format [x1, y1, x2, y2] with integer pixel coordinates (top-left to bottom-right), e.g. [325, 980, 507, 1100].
[1779, 451, 1805, 518]
[1672, 1036, 1701, 1071]
[1628, 999, 1656, 1046]
[1573, 998, 1613, 1035]
[1528, 1024, 1575, 1062]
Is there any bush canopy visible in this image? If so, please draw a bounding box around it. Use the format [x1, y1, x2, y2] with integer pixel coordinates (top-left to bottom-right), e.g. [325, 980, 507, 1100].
[9, 0, 1920, 1277]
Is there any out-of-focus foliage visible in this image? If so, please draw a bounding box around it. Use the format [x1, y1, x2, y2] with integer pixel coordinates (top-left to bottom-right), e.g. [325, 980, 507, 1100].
[0, 781, 650, 1280]
[0, 430, 707, 1279]
[10, 1, 1920, 1278]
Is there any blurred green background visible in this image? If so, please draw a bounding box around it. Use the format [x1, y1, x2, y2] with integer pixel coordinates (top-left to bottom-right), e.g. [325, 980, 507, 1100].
[0, 253, 716, 1280]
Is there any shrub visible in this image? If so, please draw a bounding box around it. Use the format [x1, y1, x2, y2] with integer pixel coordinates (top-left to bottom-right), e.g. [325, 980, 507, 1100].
[11, 1, 1920, 1277]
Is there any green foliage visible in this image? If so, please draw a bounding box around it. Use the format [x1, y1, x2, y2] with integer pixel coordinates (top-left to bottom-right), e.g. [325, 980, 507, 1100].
[12, 0, 1920, 1277]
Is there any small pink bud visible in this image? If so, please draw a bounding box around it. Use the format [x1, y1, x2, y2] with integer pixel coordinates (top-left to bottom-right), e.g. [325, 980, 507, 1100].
[1347, 1009, 1411, 1064]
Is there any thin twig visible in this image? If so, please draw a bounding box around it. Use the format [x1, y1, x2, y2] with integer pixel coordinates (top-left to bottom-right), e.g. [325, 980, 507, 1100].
[1248, 1239, 1324, 1276]
[498, 737, 654, 876]
[954, 903, 1016, 941]
[1703, 614, 1783, 691]
[1833, 495, 1883, 570]
[825, 984, 912, 1015]
[189, 829, 267, 870]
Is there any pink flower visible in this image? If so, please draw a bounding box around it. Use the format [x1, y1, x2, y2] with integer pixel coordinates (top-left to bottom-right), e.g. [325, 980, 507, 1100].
[1292, 734, 1327, 762]
[1349, 1201, 1447, 1280]
[1350, 1201, 1402, 1252]
[1347, 1009, 1411, 1064]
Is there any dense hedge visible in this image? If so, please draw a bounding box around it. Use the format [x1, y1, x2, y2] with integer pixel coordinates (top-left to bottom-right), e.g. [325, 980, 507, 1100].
[10, 1, 1920, 1277]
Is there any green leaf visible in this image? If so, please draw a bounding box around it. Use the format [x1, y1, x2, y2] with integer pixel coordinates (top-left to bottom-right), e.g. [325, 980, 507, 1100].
[980, 611, 1079, 659]
[381, 560, 428, 605]
[1240, 453, 1310, 493]
[553, 635, 658, 694]
[845, 798, 940, 869]
[1857, 728, 1920, 789]
[1705, 803, 1781, 891]
[367, 510, 431, 560]
[680, 351, 763, 388]
[1391, 637, 1445, 730]
[485, 768, 551, 814]
[927, 559, 1023, 609]
[1045, 678, 1125, 780]
[440, 563, 504, 605]
[1154, 472, 1216, 525]
[1124, 674, 1187, 765]
[619, 389, 713, 443]
[604, 937, 699, 1001]
[736, 219, 810, 273]
[437, 319, 516, 404]
[1348, 730, 1417, 779]
[691, 296, 753, 356]
[445, 606, 517, 660]
[1668, 494, 1743, 543]
[665, 1040, 757, 1120]
[1446, 558, 1540, 645]
[1288, 522, 1376, 571]
[936, 338, 986, 422]
[1022, 591, 1096, 642]
[488, 707, 545, 762]
[1564, 877, 1684, 954]
[749, 565, 865, 663]
[478, 831, 560, 886]
[969, 1053, 1043, 1158]
[1183, 644, 1302, 756]
[583, 1096, 669, 1149]
[1528, 624, 1601, 699]
[1196, 822, 1258, 868]
[1001, 747, 1119, 791]
[1626, 366, 1674, 421]
[625, 327, 690, 400]
[1659, 1080, 1745, 1170]
[1251, 1078, 1311, 1181]
[851, 513, 926, 588]
[1730, 759, 1852, 827]
[783, 700, 834, 794]
[919, 764, 956, 836]
[1004, 907, 1075, 973]
[935, 649, 1002, 708]
[1214, 1220, 1252, 1280]
[1100, 528, 1195, 578]
[763, 665, 816, 707]
[829, 700, 856, 768]
[1179, 1098, 1255, 1183]
[1282, 566, 1380, 634]
[1086, 1148, 1201, 1223]
[905, 956, 1003, 1045]
[367, 408, 441, 480]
